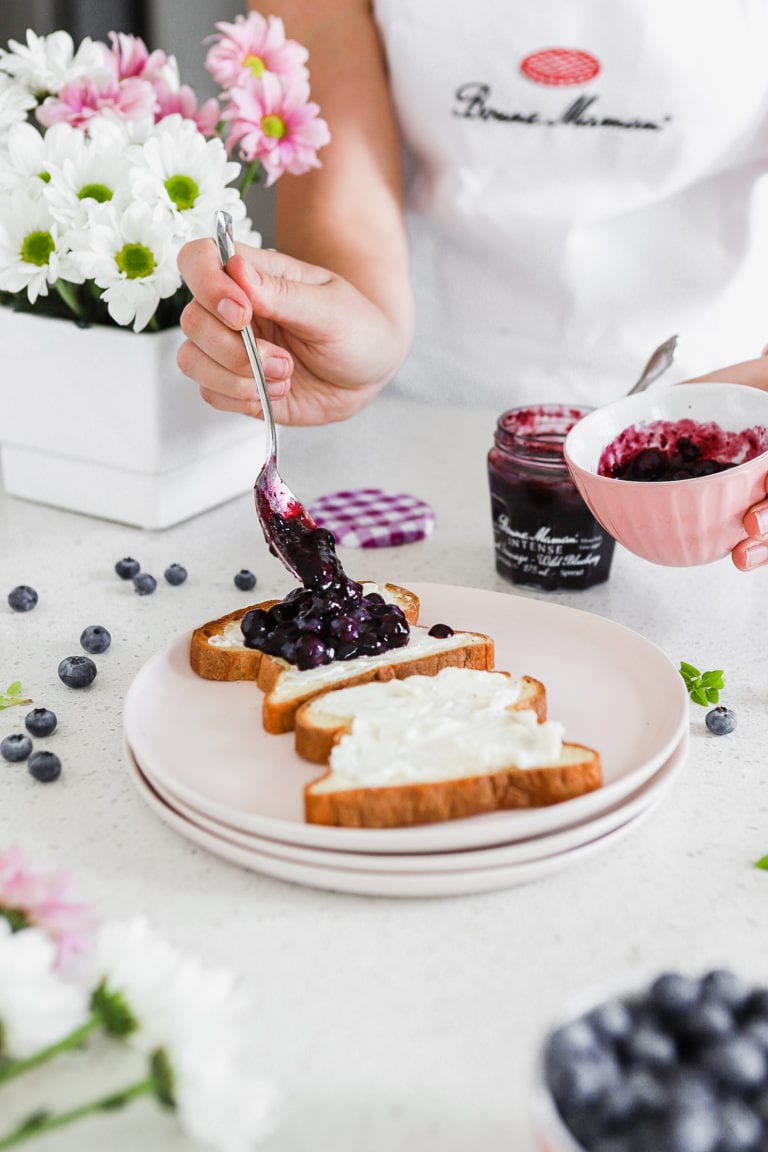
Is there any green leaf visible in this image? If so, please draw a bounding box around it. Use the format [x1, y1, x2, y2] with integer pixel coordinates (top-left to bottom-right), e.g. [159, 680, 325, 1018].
[679, 662, 700, 679]
[755, 855, 768, 871]
[705, 688, 720, 704]
[691, 686, 708, 707]
[700, 670, 724, 688]
[6, 682, 21, 696]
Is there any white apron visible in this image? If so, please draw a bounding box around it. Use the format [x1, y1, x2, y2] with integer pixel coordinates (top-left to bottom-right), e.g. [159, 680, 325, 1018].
[372, 0, 768, 408]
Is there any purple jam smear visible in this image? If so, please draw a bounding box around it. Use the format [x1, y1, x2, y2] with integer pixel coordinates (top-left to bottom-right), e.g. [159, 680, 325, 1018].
[598, 418, 768, 482]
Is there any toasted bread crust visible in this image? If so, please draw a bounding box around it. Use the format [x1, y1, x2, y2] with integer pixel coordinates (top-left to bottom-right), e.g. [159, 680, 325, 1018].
[189, 601, 279, 681]
[189, 583, 420, 684]
[294, 674, 546, 764]
[259, 631, 495, 735]
[304, 748, 602, 828]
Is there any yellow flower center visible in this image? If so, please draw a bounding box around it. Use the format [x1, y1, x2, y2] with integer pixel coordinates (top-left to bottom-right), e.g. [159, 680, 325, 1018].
[115, 243, 156, 279]
[21, 230, 55, 267]
[260, 114, 286, 139]
[243, 53, 265, 77]
[164, 174, 200, 212]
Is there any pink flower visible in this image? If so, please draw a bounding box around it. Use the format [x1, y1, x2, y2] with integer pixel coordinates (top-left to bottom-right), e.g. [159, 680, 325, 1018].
[154, 82, 221, 135]
[107, 31, 150, 79]
[0, 847, 95, 968]
[205, 12, 308, 89]
[223, 72, 330, 186]
[36, 74, 156, 128]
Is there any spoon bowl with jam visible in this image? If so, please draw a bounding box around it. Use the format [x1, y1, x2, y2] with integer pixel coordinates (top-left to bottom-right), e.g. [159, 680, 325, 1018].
[563, 383, 768, 566]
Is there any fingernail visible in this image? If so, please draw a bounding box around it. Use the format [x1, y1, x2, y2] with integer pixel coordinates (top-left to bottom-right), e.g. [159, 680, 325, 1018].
[742, 540, 768, 570]
[748, 504, 768, 537]
[217, 298, 244, 327]
[264, 356, 290, 380]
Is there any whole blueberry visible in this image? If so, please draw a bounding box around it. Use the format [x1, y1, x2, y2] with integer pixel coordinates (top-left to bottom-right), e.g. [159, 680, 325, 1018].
[132, 573, 157, 596]
[164, 563, 187, 586]
[58, 655, 97, 689]
[234, 569, 257, 592]
[650, 972, 702, 1019]
[701, 969, 752, 1013]
[1, 733, 33, 762]
[28, 751, 61, 783]
[655, 1106, 721, 1152]
[706, 707, 737, 736]
[588, 999, 635, 1045]
[701, 1036, 767, 1093]
[428, 623, 454, 639]
[24, 708, 57, 737]
[717, 1098, 762, 1152]
[115, 557, 140, 579]
[8, 585, 38, 612]
[80, 625, 111, 654]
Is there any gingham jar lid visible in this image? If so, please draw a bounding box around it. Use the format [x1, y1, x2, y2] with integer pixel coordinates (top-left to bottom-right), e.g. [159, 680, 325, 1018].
[309, 488, 435, 548]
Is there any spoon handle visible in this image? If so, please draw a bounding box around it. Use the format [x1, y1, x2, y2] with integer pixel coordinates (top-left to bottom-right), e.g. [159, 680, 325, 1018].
[626, 335, 678, 396]
[214, 211, 277, 464]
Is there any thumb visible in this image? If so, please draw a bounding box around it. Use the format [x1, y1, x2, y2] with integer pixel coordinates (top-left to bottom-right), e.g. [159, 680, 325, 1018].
[225, 251, 339, 342]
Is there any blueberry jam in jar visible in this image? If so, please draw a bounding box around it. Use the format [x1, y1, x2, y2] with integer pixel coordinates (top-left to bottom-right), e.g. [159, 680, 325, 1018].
[488, 405, 616, 591]
[241, 514, 410, 670]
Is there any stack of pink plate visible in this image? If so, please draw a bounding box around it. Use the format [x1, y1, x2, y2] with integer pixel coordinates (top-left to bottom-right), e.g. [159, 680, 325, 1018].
[123, 584, 690, 898]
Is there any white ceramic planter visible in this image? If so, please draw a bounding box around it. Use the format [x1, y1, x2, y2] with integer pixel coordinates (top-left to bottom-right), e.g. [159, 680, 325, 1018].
[0, 309, 263, 529]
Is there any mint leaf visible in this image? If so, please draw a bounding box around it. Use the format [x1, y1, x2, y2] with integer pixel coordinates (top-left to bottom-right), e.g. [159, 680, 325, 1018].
[755, 856, 768, 871]
[680, 662, 726, 707]
[0, 682, 32, 710]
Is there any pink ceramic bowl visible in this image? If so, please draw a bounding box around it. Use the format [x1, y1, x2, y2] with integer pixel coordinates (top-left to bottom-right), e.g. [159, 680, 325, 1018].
[563, 383, 768, 567]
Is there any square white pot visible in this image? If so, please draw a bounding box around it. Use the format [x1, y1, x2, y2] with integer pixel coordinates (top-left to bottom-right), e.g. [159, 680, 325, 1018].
[0, 309, 264, 529]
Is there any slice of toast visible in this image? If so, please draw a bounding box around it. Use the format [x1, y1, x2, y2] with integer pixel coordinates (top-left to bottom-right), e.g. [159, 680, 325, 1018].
[258, 626, 495, 735]
[297, 668, 601, 828]
[189, 582, 419, 682]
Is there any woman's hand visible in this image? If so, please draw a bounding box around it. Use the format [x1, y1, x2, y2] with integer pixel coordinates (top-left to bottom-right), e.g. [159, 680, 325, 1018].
[732, 479, 768, 571]
[177, 240, 410, 426]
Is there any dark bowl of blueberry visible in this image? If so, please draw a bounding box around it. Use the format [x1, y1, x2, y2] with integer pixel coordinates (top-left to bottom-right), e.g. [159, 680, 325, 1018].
[564, 383, 768, 567]
[533, 967, 768, 1152]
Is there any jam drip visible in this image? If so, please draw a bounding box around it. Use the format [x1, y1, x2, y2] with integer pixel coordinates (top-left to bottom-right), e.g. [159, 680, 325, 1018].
[242, 514, 410, 670]
[599, 418, 768, 482]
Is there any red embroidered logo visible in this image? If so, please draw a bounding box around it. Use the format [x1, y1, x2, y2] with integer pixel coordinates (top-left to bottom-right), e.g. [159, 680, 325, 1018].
[520, 49, 600, 87]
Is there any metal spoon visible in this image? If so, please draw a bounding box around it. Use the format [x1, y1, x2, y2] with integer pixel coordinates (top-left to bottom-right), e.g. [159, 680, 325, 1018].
[626, 334, 678, 396]
[215, 210, 316, 580]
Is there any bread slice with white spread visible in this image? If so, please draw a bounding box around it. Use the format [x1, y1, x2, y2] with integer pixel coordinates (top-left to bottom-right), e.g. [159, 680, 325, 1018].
[297, 667, 601, 828]
[258, 625, 495, 735]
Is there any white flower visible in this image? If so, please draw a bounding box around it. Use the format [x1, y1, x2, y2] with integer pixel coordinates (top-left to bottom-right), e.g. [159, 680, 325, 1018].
[128, 114, 245, 242]
[0, 30, 109, 97]
[0, 189, 82, 302]
[0, 73, 36, 140]
[43, 117, 133, 226]
[0, 120, 79, 198]
[94, 917, 277, 1151]
[66, 200, 181, 331]
[0, 921, 89, 1059]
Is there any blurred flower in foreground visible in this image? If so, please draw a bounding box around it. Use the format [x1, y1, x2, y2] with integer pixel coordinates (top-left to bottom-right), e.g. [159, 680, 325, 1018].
[0, 845, 95, 967]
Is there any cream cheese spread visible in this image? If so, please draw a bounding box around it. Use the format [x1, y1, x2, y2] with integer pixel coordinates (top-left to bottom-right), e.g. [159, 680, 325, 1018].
[312, 667, 564, 790]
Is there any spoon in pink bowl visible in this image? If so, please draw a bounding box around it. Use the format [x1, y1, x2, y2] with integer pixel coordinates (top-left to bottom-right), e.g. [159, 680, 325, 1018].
[215, 210, 317, 580]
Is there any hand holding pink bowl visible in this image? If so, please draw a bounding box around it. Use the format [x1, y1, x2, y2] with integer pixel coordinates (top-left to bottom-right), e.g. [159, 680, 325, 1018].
[563, 383, 768, 567]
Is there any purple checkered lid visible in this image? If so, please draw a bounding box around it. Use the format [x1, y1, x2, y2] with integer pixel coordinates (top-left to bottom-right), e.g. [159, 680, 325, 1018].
[309, 488, 435, 548]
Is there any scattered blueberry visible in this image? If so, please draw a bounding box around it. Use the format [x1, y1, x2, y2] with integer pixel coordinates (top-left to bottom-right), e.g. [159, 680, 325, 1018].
[132, 573, 157, 596]
[428, 623, 454, 639]
[1, 733, 33, 762]
[705, 707, 737, 736]
[234, 569, 257, 592]
[28, 750, 61, 783]
[80, 625, 111, 654]
[8, 585, 38, 612]
[115, 557, 140, 579]
[58, 655, 97, 689]
[164, 563, 187, 586]
[544, 969, 768, 1152]
[24, 708, 57, 737]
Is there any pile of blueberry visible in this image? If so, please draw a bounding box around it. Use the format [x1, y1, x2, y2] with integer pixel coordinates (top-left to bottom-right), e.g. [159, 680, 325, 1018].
[612, 439, 736, 483]
[544, 968, 768, 1152]
[240, 521, 411, 670]
[1, 708, 60, 782]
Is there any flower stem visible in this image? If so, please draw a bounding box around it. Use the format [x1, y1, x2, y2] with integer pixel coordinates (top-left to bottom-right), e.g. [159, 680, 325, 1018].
[238, 160, 263, 200]
[0, 1077, 154, 1149]
[53, 279, 84, 321]
[0, 1018, 100, 1086]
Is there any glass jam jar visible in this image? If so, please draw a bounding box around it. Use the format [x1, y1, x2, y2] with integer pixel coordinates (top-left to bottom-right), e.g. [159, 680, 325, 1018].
[488, 404, 616, 591]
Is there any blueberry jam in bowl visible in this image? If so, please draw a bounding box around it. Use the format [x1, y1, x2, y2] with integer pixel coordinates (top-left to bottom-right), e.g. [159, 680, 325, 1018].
[531, 966, 768, 1152]
[563, 383, 768, 567]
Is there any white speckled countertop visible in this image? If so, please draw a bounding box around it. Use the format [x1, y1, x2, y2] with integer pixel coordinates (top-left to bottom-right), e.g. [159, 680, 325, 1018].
[0, 395, 766, 1152]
